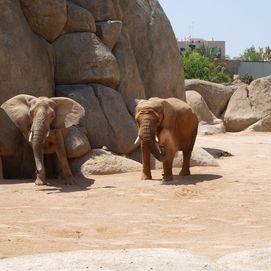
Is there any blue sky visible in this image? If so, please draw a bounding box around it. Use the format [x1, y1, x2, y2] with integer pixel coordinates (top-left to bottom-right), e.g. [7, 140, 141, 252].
[159, 0, 271, 58]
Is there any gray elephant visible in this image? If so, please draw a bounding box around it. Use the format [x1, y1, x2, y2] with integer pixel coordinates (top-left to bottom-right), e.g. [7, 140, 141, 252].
[1, 95, 85, 185]
[135, 97, 198, 181]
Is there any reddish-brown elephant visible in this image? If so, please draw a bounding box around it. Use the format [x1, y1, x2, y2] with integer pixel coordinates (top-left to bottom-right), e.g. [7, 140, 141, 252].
[135, 97, 198, 181]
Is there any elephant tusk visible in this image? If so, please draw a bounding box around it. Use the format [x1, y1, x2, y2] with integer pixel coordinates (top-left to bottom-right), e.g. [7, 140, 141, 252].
[155, 135, 159, 143]
[46, 131, 50, 138]
[134, 136, 140, 145]
[28, 131, 33, 142]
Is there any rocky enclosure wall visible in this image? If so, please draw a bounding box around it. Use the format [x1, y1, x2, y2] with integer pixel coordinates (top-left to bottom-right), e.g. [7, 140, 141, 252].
[0, 0, 184, 178]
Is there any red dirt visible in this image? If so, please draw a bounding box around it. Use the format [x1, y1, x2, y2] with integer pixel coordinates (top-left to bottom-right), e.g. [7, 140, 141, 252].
[0, 133, 271, 259]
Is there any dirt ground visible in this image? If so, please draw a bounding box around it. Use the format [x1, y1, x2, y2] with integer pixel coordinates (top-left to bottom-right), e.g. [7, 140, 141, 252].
[0, 133, 271, 260]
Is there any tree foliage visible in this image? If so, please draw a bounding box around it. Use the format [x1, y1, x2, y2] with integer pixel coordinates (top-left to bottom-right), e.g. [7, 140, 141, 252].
[240, 46, 262, 61]
[240, 45, 271, 61]
[195, 45, 221, 60]
[182, 52, 232, 84]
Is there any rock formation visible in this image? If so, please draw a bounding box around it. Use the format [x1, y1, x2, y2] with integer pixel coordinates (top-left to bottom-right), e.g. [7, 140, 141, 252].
[185, 79, 233, 118]
[0, 0, 185, 178]
[186, 90, 225, 135]
[186, 76, 271, 134]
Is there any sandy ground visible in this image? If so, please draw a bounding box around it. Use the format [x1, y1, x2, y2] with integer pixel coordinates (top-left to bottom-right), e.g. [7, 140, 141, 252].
[0, 133, 271, 260]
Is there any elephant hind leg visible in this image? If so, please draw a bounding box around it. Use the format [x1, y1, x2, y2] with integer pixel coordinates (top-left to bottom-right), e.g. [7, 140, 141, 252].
[180, 149, 192, 176]
[179, 129, 197, 176]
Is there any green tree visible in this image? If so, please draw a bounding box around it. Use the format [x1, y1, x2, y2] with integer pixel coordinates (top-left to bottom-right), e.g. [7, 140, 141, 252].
[195, 45, 221, 60]
[263, 47, 271, 61]
[182, 52, 232, 84]
[240, 46, 263, 61]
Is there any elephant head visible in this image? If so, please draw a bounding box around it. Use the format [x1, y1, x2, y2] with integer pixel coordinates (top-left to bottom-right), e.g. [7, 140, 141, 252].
[135, 97, 175, 161]
[1, 95, 85, 183]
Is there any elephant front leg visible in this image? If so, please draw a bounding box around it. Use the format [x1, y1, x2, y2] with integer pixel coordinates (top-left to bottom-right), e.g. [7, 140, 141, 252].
[141, 144, 152, 180]
[54, 130, 75, 185]
[162, 157, 173, 182]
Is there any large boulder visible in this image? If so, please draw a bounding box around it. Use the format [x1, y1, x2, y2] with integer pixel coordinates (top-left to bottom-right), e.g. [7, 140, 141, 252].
[185, 79, 233, 117]
[54, 32, 120, 88]
[71, 0, 117, 21]
[63, 1, 96, 34]
[64, 126, 91, 159]
[245, 76, 271, 132]
[119, 0, 185, 100]
[20, 0, 67, 42]
[0, 0, 54, 105]
[56, 84, 138, 155]
[223, 85, 258, 132]
[186, 90, 225, 135]
[70, 148, 141, 176]
[248, 75, 271, 118]
[128, 145, 219, 170]
[113, 27, 146, 103]
[96, 20, 122, 50]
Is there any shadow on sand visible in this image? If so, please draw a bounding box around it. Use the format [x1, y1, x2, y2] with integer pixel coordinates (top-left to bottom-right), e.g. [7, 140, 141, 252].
[162, 174, 222, 186]
[0, 177, 95, 193]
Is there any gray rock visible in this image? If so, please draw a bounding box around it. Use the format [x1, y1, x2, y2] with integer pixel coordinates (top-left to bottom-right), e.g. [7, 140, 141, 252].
[128, 145, 219, 170]
[20, 0, 67, 42]
[111, 0, 123, 20]
[0, 249, 217, 271]
[1, 248, 271, 271]
[245, 75, 271, 132]
[113, 27, 146, 103]
[92, 84, 138, 154]
[248, 75, 271, 117]
[185, 79, 233, 117]
[63, 1, 96, 34]
[246, 115, 271, 132]
[217, 247, 271, 271]
[71, 149, 141, 176]
[71, 0, 117, 21]
[186, 90, 225, 135]
[224, 85, 258, 132]
[119, 0, 185, 100]
[54, 32, 120, 88]
[96, 20, 122, 50]
[0, 0, 54, 105]
[56, 84, 137, 155]
[0, 108, 35, 179]
[65, 126, 91, 159]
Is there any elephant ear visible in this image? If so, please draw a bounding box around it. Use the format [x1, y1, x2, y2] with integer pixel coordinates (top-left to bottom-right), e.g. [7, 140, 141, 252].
[161, 100, 176, 130]
[1, 94, 36, 138]
[51, 97, 85, 129]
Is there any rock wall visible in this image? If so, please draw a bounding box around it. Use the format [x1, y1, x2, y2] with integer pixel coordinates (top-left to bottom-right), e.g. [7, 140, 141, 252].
[0, 0, 184, 178]
[186, 76, 271, 134]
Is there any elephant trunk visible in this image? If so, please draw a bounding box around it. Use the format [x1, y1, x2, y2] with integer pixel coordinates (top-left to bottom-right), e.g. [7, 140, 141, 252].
[31, 129, 45, 172]
[30, 110, 49, 172]
[139, 119, 166, 162]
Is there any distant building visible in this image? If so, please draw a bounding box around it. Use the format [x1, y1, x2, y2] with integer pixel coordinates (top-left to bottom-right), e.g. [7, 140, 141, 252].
[178, 37, 226, 59]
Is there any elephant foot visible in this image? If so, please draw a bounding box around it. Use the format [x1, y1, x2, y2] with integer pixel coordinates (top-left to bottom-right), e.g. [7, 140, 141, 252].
[64, 176, 77, 185]
[35, 171, 46, 185]
[141, 172, 152, 180]
[35, 178, 46, 186]
[162, 174, 173, 182]
[179, 169, 191, 176]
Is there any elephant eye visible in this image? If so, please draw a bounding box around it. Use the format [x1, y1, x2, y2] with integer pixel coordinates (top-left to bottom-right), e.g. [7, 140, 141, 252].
[50, 111, 55, 120]
[29, 109, 34, 119]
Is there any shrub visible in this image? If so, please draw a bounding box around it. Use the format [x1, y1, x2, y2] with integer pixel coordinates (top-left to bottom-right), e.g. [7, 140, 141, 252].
[182, 52, 232, 84]
[241, 73, 254, 84]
